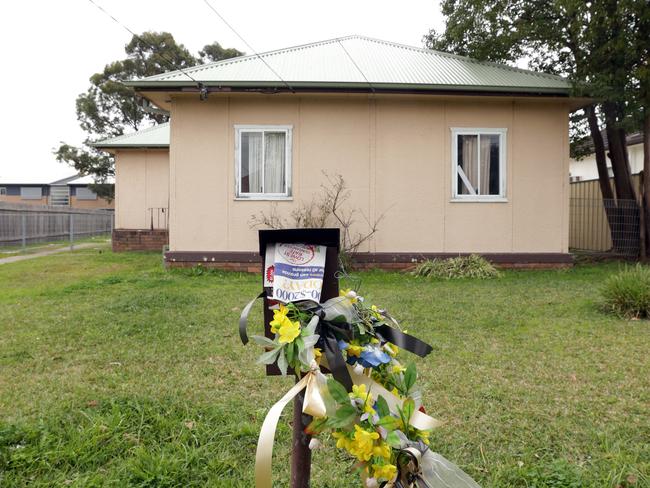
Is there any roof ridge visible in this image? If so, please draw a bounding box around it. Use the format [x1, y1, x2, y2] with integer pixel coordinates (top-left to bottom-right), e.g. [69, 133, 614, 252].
[345, 35, 567, 83]
[143, 36, 356, 82]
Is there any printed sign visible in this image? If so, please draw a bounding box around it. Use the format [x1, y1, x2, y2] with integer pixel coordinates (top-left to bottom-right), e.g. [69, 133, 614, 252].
[263, 244, 276, 288]
[272, 243, 326, 303]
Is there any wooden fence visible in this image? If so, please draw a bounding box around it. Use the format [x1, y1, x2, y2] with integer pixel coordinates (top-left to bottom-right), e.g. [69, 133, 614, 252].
[0, 202, 114, 247]
[569, 174, 641, 254]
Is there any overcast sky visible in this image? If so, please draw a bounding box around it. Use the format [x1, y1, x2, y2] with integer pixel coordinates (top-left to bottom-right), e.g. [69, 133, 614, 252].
[0, 0, 443, 183]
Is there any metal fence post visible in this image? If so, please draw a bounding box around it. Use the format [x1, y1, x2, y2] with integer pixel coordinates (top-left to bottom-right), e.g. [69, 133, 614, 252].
[69, 213, 74, 250]
[21, 214, 26, 250]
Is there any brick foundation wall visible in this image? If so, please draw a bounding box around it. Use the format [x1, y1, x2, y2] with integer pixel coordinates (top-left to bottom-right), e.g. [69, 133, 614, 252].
[112, 229, 168, 252]
[163, 251, 573, 271]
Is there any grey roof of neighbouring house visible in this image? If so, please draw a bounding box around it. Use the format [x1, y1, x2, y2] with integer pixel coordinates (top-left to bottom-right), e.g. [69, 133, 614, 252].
[92, 123, 170, 149]
[126, 35, 570, 95]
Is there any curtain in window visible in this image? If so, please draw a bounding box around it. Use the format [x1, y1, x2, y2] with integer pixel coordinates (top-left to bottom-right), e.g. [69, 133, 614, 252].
[458, 135, 478, 194]
[479, 134, 499, 195]
[264, 132, 286, 193]
[242, 132, 263, 193]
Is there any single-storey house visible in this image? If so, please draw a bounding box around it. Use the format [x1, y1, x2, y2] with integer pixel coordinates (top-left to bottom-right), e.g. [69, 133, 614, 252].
[570, 132, 644, 182]
[99, 35, 587, 268]
[93, 124, 170, 251]
[0, 174, 114, 209]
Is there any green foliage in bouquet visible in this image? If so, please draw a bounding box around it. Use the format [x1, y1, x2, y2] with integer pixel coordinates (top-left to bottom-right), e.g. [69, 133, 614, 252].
[250, 288, 435, 485]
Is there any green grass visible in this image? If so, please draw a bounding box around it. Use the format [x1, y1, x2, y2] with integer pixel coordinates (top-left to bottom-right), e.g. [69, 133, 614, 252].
[0, 250, 648, 487]
[0, 235, 110, 259]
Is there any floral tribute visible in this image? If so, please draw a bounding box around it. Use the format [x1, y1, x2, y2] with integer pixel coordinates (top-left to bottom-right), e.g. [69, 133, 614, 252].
[241, 287, 481, 488]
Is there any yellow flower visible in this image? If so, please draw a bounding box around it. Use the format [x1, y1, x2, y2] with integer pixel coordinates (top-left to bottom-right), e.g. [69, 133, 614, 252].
[313, 348, 322, 359]
[373, 463, 397, 481]
[417, 428, 431, 445]
[269, 305, 289, 334]
[332, 431, 352, 450]
[391, 363, 406, 374]
[372, 441, 391, 460]
[390, 387, 402, 399]
[350, 384, 375, 415]
[278, 319, 301, 344]
[347, 343, 363, 357]
[371, 304, 383, 320]
[340, 288, 358, 304]
[349, 425, 380, 461]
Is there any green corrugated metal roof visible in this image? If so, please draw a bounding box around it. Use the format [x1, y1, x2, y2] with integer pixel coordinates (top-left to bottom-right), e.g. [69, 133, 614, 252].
[92, 122, 170, 149]
[126, 36, 570, 95]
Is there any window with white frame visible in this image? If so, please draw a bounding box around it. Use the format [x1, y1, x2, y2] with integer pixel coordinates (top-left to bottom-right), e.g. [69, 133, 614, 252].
[452, 128, 506, 200]
[235, 125, 292, 198]
[0, 187, 6, 196]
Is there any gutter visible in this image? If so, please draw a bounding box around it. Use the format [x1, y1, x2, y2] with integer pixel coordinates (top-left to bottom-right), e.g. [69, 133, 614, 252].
[124, 80, 571, 97]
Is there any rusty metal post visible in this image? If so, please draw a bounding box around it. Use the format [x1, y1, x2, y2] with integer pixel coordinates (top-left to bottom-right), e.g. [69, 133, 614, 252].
[258, 229, 340, 488]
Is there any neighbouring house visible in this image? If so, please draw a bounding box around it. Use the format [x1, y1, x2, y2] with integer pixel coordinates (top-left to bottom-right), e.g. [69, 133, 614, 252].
[0, 174, 114, 209]
[570, 132, 644, 182]
[99, 35, 588, 268]
[92, 123, 170, 251]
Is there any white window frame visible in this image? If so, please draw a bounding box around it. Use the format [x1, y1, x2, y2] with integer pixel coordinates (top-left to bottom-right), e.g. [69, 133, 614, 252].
[235, 125, 293, 200]
[0, 187, 6, 196]
[451, 127, 507, 202]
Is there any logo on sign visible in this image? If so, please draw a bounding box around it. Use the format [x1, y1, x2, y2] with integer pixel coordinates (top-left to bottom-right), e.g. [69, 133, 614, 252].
[279, 244, 316, 265]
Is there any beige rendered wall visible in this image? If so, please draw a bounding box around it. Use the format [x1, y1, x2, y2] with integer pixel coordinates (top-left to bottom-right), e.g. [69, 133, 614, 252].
[114, 149, 169, 229]
[169, 95, 570, 254]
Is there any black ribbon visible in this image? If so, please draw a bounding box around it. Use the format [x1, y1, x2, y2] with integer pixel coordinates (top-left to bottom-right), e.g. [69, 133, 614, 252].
[239, 296, 433, 393]
[374, 325, 433, 358]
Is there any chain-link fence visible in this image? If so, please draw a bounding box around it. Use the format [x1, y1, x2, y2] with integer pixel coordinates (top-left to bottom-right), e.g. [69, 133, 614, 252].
[0, 203, 114, 249]
[569, 197, 640, 256]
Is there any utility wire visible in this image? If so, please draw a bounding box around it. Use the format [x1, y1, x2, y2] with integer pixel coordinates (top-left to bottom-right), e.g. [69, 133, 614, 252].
[202, 0, 295, 93]
[87, 0, 202, 87]
[337, 39, 375, 93]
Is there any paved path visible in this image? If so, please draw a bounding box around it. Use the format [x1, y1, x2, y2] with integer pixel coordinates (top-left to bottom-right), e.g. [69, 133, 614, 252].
[0, 243, 107, 265]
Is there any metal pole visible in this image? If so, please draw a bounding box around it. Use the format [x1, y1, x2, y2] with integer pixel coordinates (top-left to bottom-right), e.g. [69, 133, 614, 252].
[21, 213, 26, 250]
[69, 213, 74, 250]
[290, 388, 312, 488]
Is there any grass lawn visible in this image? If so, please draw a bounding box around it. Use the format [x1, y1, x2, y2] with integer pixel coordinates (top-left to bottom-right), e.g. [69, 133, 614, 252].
[0, 250, 648, 487]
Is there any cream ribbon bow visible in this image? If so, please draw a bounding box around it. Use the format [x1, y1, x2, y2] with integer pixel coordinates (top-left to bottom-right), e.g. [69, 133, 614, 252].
[254, 360, 328, 488]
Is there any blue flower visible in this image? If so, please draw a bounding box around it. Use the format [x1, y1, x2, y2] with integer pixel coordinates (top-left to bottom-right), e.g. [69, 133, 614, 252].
[357, 346, 391, 368]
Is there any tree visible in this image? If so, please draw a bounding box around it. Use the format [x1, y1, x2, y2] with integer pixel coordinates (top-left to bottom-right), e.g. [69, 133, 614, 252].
[425, 0, 649, 254]
[199, 41, 244, 63]
[55, 32, 243, 199]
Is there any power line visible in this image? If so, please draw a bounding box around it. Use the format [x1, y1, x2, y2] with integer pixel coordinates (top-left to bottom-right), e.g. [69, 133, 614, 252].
[202, 0, 295, 93]
[337, 40, 375, 94]
[87, 0, 203, 90]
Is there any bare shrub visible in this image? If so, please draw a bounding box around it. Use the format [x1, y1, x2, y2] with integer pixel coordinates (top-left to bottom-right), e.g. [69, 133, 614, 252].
[248, 173, 383, 268]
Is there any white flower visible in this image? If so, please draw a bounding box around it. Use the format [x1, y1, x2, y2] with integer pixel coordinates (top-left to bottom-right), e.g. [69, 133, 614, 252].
[308, 438, 323, 450]
[365, 478, 379, 488]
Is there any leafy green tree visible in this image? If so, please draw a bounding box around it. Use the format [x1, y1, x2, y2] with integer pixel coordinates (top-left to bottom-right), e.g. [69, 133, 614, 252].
[199, 41, 244, 63]
[55, 32, 243, 199]
[425, 0, 649, 253]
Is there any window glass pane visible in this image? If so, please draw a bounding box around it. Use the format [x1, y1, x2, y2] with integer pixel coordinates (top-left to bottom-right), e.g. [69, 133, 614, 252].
[457, 134, 478, 195]
[20, 187, 42, 199]
[241, 132, 263, 193]
[479, 134, 500, 195]
[76, 187, 97, 200]
[264, 132, 286, 193]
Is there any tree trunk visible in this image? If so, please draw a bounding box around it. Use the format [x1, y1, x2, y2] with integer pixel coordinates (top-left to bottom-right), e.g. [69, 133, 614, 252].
[586, 104, 626, 251]
[603, 103, 636, 200]
[586, 105, 614, 200]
